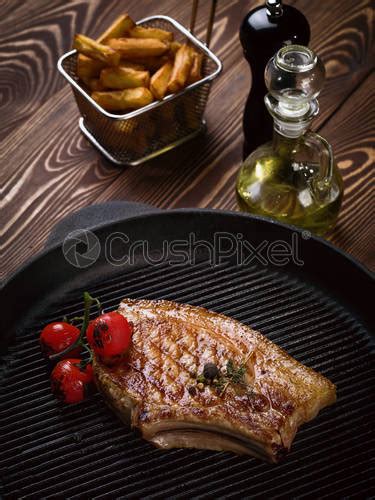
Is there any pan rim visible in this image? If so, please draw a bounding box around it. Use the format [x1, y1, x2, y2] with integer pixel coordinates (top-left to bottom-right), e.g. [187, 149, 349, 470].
[2, 208, 373, 293]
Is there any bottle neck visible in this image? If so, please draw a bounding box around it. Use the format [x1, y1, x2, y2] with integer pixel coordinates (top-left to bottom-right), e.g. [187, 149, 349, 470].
[272, 128, 300, 156]
[273, 115, 309, 139]
[265, 94, 318, 139]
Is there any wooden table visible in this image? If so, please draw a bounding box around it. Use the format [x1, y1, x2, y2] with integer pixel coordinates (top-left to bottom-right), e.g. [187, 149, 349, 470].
[1, 0, 373, 283]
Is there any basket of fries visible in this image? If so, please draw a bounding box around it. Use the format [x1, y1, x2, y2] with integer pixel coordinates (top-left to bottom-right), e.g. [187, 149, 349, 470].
[57, 12, 222, 166]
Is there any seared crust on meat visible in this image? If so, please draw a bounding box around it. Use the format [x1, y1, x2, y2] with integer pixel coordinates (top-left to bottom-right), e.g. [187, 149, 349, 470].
[93, 299, 336, 462]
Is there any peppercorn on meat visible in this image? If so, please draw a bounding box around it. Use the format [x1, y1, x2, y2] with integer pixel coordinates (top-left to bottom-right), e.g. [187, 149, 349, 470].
[93, 299, 336, 463]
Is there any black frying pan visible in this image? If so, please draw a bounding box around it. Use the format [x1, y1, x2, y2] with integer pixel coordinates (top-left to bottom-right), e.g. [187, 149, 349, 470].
[1, 206, 374, 498]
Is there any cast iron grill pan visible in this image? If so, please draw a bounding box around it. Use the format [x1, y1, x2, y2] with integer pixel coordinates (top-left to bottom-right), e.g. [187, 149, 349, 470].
[1, 210, 374, 498]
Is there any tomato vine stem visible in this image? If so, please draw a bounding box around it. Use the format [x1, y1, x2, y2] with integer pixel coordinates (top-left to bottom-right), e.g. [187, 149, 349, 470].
[49, 292, 98, 362]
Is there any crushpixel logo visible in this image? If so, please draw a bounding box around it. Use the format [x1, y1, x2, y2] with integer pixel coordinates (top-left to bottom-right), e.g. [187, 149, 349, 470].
[63, 230, 101, 268]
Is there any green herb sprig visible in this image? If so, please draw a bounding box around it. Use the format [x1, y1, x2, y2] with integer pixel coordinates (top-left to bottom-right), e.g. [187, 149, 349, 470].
[226, 359, 247, 385]
[196, 353, 253, 396]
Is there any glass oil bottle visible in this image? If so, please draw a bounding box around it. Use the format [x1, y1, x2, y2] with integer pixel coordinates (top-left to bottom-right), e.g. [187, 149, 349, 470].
[236, 45, 343, 235]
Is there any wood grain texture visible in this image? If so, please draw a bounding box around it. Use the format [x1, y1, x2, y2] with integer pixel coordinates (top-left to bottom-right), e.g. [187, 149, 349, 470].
[298, 0, 373, 126]
[0, 0, 373, 282]
[326, 72, 375, 269]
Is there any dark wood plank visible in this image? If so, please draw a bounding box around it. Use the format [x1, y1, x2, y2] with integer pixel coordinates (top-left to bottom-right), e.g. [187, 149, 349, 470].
[297, 0, 373, 126]
[0, 0, 373, 281]
[326, 72, 375, 269]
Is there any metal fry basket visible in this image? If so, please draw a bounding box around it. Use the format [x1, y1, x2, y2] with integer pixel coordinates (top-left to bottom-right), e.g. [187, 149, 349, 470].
[57, 15, 222, 166]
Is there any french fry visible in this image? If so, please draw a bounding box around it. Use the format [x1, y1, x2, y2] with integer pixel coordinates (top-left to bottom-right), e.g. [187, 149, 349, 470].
[182, 92, 201, 131]
[83, 77, 105, 92]
[170, 41, 182, 55]
[187, 51, 203, 84]
[104, 119, 138, 150]
[75, 15, 203, 117]
[168, 44, 194, 92]
[100, 66, 150, 89]
[120, 61, 145, 71]
[77, 54, 106, 80]
[97, 14, 135, 44]
[74, 34, 120, 66]
[107, 37, 169, 58]
[91, 87, 154, 111]
[128, 120, 155, 155]
[157, 102, 176, 131]
[129, 26, 174, 42]
[150, 61, 173, 100]
[123, 55, 169, 72]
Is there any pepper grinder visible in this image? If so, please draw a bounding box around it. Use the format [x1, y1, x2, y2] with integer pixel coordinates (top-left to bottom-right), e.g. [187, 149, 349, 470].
[240, 0, 310, 159]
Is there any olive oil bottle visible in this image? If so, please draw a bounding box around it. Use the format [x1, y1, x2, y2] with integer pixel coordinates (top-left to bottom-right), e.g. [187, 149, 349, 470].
[236, 45, 343, 235]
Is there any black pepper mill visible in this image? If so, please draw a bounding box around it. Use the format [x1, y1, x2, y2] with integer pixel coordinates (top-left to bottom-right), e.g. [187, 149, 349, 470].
[240, 0, 310, 159]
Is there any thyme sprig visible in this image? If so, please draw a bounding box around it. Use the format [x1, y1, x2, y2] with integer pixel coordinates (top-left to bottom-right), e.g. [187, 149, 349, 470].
[196, 353, 253, 396]
[226, 359, 247, 385]
[215, 358, 248, 396]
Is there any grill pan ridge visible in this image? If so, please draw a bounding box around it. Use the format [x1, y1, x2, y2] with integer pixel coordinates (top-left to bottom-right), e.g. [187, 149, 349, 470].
[0, 209, 374, 498]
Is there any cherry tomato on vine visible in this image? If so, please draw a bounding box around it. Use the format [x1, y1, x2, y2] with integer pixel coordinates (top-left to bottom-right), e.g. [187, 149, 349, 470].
[40, 322, 81, 358]
[86, 312, 133, 365]
[50, 358, 93, 404]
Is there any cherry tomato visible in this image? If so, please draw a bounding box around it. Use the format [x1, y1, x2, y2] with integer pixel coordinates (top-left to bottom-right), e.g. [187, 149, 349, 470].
[40, 322, 81, 357]
[50, 358, 93, 404]
[86, 312, 132, 365]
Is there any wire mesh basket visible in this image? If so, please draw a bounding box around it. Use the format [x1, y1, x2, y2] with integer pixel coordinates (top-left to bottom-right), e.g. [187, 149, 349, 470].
[57, 15, 222, 166]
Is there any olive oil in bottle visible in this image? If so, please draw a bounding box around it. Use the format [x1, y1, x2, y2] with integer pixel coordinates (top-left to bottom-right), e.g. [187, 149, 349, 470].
[236, 45, 343, 235]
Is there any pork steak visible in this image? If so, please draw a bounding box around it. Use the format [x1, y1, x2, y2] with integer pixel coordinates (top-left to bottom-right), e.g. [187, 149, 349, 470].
[93, 299, 336, 462]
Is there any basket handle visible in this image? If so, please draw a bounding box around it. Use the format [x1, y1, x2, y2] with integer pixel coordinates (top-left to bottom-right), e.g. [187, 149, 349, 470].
[190, 0, 218, 48]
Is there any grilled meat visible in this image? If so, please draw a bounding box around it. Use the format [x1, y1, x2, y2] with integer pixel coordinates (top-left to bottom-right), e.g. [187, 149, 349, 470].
[93, 299, 336, 462]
